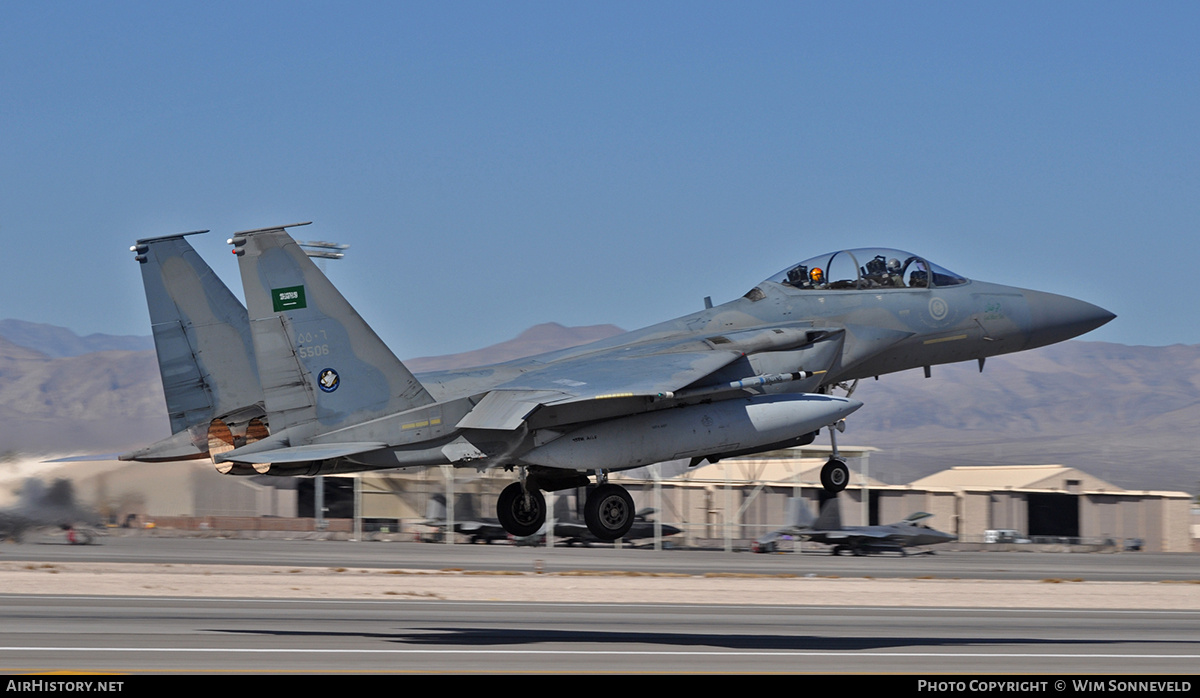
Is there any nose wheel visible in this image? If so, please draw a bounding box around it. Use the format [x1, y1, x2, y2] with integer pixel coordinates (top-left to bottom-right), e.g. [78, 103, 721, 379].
[820, 457, 850, 492]
[584, 483, 635, 541]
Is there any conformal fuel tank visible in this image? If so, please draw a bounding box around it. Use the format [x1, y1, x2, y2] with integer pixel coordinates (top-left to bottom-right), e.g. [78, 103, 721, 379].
[521, 393, 861, 471]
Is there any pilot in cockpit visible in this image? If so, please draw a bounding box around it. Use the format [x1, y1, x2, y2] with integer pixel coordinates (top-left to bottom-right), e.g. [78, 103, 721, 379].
[863, 255, 904, 288]
[784, 265, 826, 289]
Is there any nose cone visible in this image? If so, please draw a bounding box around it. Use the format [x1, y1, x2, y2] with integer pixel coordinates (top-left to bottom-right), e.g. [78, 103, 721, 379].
[933, 530, 958, 545]
[834, 396, 864, 421]
[1024, 291, 1116, 350]
[912, 529, 957, 546]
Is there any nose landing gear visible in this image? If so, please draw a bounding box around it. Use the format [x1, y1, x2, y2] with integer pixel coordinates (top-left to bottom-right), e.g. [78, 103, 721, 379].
[820, 417, 850, 493]
[821, 458, 850, 492]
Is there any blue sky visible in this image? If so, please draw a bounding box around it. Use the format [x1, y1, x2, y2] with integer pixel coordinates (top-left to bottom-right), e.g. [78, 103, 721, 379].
[1, 2, 1196, 358]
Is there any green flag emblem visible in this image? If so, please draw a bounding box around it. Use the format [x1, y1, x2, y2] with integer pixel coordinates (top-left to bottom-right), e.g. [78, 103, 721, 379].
[272, 286, 307, 312]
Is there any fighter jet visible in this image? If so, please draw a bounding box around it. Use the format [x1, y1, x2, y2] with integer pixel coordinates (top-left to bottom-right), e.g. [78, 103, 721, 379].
[0, 478, 100, 544]
[121, 223, 1113, 542]
[420, 493, 510, 544]
[754, 497, 955, 555]
[547, 495, 682, 547]
[422, 489, 679, 546]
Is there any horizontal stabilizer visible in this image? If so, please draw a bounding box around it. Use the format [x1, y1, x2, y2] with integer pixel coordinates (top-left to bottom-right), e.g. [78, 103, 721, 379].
[44, 453, 123, 463]
[51, 429, 210, 463]
[215, 441, 387, 464]
[117, 430, 210, 462]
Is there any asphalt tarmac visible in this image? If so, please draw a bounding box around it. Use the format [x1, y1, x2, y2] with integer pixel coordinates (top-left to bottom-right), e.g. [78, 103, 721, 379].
[2, 596, 1197, 674]
[0, 535, 1196, 674]
[4, 534, 1198, 581]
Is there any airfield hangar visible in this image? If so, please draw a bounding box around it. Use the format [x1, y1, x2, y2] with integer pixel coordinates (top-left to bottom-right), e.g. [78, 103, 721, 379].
[70, 446, 1193, 552]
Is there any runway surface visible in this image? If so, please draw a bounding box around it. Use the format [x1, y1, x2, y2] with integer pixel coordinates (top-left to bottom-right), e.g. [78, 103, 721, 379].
[7, 534, 1198, 581]
[2, 596, 1197, 674]
[0, 535, 1196, 674]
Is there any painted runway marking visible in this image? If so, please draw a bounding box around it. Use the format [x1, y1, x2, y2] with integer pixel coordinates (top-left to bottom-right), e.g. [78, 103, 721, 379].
[2, 647, 1198, 660]
[4, 595, 1198, 616]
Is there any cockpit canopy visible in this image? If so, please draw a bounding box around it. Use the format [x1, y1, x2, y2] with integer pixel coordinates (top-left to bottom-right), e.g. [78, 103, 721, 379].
[763, 248, 968, 291]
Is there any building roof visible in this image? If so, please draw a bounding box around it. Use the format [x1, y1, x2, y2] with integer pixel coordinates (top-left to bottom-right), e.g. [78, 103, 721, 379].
[909, 465, 1120, 492]
[675, 456, 888, 488]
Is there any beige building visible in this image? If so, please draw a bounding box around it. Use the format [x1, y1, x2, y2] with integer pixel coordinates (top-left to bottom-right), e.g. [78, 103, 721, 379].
[63, 450, 1193, 552]
[910, 465, 1192, 552]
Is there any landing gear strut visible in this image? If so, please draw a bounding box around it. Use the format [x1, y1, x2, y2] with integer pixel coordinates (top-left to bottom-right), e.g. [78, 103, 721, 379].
[496, 469, 635, 541]
[820, 418, 850, 493]
[496, 481, 546, 537]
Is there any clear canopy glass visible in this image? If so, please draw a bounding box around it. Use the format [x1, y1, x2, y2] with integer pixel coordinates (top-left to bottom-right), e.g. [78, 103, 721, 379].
[763, 248, 967, 290]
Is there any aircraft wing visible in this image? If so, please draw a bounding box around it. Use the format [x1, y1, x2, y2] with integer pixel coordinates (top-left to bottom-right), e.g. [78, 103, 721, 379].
[551, 521, 592, 539]
[807, 529, 913, 553]
[818, 530, 893, 541]
[492, 348, 746, 400]
[215, 442, 389, 464]
[456, 324, 837, 430]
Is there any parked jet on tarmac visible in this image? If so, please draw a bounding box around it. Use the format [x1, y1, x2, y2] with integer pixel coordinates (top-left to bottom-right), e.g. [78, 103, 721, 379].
[421, 493, 510, 544]
[548, 495, 682, 547]
[122, 223, 1113, 542]
[753, 497, 955, 555]
[422, 490, 681, 546]
[0, 478, 100, 545]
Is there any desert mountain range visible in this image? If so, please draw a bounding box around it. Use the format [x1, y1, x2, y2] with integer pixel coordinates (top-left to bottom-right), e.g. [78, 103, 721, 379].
[0, 318, 1195, 493]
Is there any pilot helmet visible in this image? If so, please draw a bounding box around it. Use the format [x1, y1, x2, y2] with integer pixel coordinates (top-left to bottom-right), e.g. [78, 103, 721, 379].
[887, 258, 901, 273]
[809, 267, 824, 283]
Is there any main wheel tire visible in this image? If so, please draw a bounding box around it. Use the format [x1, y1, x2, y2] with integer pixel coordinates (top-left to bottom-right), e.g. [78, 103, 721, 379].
[584, 483, 635, 541]
[496, 482, 546, 537]
[820, 457, 850, 493]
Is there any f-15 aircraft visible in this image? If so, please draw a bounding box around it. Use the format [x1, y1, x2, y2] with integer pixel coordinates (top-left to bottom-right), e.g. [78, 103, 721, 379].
[754, 496, 955, 555]
[122, 223, 1113, 542]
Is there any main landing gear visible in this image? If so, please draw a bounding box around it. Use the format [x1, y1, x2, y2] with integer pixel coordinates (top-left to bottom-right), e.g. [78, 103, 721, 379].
[496, 471, 635, 542]
[583, 483, 635, 541]
[496, 481, 545, 537]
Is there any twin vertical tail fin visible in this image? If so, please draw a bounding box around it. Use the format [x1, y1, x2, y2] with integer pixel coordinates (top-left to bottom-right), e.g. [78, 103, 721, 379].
[122, 232, 266, 462]
[813, 496, 842, 530]
[786, 496, 816, 529]
[229, 224, 434, 436]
